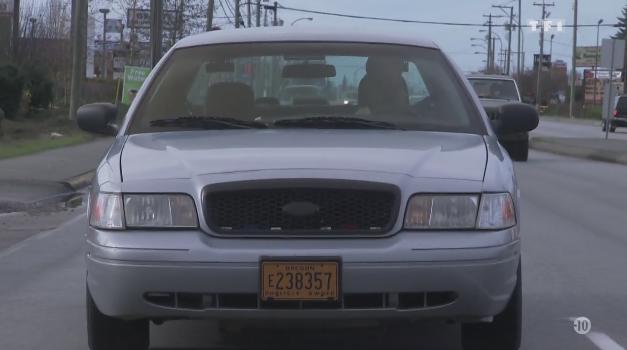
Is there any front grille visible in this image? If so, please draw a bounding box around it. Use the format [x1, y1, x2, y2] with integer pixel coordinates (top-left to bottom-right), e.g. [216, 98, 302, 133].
[144, 292, 458, 310]
[204, 180, 399, 235]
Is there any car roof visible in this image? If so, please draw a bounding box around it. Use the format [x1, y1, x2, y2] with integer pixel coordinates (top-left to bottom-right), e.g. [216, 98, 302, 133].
[176, 26, 439, 50]
[466, 74, 515, 81]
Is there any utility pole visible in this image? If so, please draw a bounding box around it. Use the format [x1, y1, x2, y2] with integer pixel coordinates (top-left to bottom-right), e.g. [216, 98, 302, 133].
[517, 0, 522, 79]
[569, 0, 578, 118]
[11, 0, 20, 60]
[235, 0, 240, 28]
[69, 0, 86, 120]
[150, 0, 163, 67]
[534, 1, 554, 108]
[550, 34, 555, 57]
[256, 0, 261, 27]
[206, 0, 214, 31]
[484, 14, 493, 73]
[272, 1, 278, 26]
[99, 9, 109, 80]
[493, 5, 514, 75]
[247, 0, 251, 27]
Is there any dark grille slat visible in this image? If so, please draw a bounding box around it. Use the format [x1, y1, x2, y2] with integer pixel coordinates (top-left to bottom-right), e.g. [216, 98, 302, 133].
[205, 183, 397, 235]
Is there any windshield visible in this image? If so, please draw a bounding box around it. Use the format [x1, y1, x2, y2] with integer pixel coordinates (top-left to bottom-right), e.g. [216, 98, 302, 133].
[128, 43, 483, 134]
[468, 78, 520, 101]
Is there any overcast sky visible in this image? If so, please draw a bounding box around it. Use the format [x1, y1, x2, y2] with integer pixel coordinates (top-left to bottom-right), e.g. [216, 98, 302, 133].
[274, 0, 626, 72]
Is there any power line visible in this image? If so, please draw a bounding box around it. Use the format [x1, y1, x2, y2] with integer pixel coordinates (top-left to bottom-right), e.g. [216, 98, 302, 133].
[275, 3, 618, 28]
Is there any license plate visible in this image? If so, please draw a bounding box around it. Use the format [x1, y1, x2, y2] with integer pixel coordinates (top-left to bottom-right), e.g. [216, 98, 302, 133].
[260, 260, 340, 301]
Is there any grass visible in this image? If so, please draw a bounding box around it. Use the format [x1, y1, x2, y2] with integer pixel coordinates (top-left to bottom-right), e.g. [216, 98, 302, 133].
[541, 104, 602, 120]
[0, 108, 95, 159]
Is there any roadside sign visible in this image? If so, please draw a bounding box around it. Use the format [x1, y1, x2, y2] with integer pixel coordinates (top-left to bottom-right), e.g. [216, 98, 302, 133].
[595, 70, 622, 81]
[575, 46, 600, 67]
[533, 54, 552, 69]
[601, 39, 625, 69]
[105, 19, 124, 33]
[122, 66, 151, 105]
[127, 8, 178, 30]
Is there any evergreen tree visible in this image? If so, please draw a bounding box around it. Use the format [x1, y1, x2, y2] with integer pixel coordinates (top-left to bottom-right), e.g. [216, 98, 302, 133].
[614, 5, 627, 39]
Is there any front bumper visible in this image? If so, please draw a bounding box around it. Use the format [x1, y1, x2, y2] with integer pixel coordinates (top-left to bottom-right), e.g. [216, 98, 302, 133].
[610, 117, 627, 127]
[86, 229, 520, 322]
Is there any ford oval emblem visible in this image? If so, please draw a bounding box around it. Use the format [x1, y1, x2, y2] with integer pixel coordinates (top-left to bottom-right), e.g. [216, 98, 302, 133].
[282, 201, 320, 217]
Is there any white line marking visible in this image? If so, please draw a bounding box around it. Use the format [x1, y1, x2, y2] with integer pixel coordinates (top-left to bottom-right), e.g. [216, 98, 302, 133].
[568, 317, 626, 350]
[0, 213, 85, 260]
[587, 332, 626, 350]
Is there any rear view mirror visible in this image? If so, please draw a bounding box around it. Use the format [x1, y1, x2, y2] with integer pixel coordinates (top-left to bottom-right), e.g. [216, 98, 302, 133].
[282, 64, 336, 79]
[493, 103, 539, 134]
[77, 103, 118, 136]
[205, 62, 235, 73]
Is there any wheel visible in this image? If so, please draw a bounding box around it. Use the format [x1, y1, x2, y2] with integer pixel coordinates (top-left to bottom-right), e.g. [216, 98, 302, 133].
[461, 261, 522, 350]
[87, 286, 149, 350]
[610, 125, 617, 133]
[505, 139, 529, 162]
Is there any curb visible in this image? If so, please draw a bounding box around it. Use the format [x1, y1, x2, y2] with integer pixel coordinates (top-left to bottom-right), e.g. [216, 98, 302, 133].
[530, 138, 627, 166]
[62, 170, 96, 191]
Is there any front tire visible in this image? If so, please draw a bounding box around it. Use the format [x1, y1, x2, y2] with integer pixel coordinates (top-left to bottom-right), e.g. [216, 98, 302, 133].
[87, 287, 149, 350]
[461, 261, 522, 350]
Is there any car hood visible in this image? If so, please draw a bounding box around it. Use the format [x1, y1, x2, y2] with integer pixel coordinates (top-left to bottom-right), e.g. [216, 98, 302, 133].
[121, 130, 487, 181]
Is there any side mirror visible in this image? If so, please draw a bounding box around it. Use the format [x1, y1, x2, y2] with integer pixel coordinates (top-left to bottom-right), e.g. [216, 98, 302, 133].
[77, 103, 118, 136]
[493, 103, 539, 134]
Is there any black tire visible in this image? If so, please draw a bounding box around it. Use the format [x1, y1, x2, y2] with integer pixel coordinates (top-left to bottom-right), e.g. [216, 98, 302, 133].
[87, 287, 149, 350]
[461, 261, 522, 350]
[506, 139, 529, 162]
[610, 125, 617, 133]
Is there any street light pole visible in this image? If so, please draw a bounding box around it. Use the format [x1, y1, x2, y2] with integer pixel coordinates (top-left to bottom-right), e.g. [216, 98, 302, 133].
[550, 34, 555, 58]
[291, 17, 313, 26]
[517, 0, 522, 79]
[594, 19, 603, 105]
[99, 9, 109, 80]
[569, 0, 578, 118]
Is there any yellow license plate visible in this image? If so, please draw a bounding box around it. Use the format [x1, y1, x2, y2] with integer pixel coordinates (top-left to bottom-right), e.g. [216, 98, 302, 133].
[260, 260, 340, 301]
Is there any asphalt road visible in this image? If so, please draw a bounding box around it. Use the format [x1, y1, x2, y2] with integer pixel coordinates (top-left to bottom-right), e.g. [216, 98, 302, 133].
[1, 149, 626, 350]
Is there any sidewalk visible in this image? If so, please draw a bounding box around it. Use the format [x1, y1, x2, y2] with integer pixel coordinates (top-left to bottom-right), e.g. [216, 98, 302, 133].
[540, 115, 600, 126]
[530, 137, 627, 166]
[0, 138, 113, 212]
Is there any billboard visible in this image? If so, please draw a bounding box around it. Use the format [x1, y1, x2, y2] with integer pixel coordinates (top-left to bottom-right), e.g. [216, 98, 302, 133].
[127, 8, 178, 30]
[575, 46, 600, 67]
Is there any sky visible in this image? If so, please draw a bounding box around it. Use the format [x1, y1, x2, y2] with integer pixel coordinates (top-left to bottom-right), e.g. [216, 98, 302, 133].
[272, 0, 627, 72]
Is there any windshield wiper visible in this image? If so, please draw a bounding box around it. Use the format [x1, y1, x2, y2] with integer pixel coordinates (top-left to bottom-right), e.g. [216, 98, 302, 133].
[273, 116, 404, 130]
[150, 116, 267, 129]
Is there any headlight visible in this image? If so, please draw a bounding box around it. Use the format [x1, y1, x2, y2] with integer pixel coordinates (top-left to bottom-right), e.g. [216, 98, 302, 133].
[89, 192, 198, 229]
[404, 195, 479, 229]
[89, 192, 124, 230]
[404, 193, 516, 230]
[124, 194, 198, 228]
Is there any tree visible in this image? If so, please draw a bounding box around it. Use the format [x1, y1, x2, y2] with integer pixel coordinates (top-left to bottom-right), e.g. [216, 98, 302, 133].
[614, 5, 627, 39]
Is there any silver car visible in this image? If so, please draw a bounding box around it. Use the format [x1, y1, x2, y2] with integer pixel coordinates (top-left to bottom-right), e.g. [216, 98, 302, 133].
[78, 27, 538, 350]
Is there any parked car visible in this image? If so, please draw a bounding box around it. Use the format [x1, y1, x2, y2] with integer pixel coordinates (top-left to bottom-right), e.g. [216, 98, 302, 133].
[467, 75, 530, 161]
[78, 27, 538, 350]
[603, 95, 627, 132]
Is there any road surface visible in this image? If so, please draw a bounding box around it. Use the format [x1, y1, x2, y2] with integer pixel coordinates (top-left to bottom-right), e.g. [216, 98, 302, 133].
[1, 150, 626, 350]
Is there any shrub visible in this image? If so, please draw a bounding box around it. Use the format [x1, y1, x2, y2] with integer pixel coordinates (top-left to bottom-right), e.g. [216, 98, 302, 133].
[0, 65, 24, 119]
[23, 64, 54, 109]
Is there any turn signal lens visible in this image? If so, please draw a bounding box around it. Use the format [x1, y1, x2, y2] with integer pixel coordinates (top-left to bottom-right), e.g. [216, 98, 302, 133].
[477, 193, 516, 229]
[89, 192, 124, 230]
